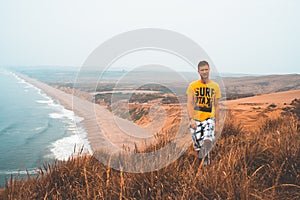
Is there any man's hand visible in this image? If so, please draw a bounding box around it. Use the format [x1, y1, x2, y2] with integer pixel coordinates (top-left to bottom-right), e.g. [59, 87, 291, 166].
[190, 119, 197, 130]
[215, 122, 219, 133]
[215, 122, 220, 137]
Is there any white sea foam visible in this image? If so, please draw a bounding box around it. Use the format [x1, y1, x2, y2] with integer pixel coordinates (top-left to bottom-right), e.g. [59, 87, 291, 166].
[24, 85, 33, 89]
[48, 103, 83, 124]
[43, 91, 92, 161]
[50, 132, 93, 161]
[49, 108, 74, 120]
[35, 126, 44, 131]
[49, 113, 65, 119]
[0, 168, 38, 175]
[49, 109, 92, 161]
[36, 99, 53, 104]
[9, 71, 92, 161]
[13, 73, 41, 94]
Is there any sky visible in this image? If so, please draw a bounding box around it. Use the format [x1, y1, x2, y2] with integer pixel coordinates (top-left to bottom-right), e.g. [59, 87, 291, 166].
[0, 0, 299, 74]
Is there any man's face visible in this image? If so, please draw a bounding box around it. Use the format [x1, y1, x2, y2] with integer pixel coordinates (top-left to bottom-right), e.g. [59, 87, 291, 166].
[198, 65, 210, 80]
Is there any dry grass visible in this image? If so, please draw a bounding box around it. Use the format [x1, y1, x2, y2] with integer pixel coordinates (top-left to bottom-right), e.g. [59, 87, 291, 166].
[2, 114, 300, 200]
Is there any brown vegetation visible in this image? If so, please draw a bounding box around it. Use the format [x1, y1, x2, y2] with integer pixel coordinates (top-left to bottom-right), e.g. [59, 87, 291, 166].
[2, 114, 299, 199]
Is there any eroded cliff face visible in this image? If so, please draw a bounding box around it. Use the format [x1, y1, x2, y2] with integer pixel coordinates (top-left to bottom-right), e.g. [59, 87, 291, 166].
[111, 100, 185, 138]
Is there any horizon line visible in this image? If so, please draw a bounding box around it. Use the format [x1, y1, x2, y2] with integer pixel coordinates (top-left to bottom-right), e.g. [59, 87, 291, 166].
[1, 65, 299, 76]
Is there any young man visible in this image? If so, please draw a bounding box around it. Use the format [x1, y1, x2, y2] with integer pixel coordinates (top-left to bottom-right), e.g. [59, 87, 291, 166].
[186, 60, 221, 165]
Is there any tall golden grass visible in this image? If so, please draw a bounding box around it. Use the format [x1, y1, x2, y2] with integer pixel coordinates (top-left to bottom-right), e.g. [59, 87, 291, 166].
[2, 114, 299, 199]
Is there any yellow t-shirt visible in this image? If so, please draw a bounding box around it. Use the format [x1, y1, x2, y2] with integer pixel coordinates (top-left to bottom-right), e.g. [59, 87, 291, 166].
[186, 80, 221, 121]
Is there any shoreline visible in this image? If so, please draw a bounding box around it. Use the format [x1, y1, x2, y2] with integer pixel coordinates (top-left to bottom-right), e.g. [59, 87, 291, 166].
[17, 73, 154, 155]
[11, 72, 92, 160]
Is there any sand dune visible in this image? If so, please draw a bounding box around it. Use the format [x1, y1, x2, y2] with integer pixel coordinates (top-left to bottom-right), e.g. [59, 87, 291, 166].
[18, 74, 155, 154]
[226, 90, 300, 105]
[226, 90, 300, 130]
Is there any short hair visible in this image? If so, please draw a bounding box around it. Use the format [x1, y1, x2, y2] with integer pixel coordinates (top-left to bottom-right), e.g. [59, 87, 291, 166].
[198, 60, 209, 70]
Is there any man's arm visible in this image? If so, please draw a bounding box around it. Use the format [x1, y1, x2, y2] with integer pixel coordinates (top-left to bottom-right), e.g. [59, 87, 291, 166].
[214, 97, 220, 136]
[187, 93, 197, 129]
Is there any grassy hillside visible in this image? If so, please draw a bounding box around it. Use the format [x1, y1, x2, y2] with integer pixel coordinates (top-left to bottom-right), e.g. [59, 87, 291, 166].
[1, 113, 299, 199]
[222, 74, 300, 95]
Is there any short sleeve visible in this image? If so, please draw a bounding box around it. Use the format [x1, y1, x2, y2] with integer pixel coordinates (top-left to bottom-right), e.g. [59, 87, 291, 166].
[215, 83, 221, 99]
[186, 83, 193, 95]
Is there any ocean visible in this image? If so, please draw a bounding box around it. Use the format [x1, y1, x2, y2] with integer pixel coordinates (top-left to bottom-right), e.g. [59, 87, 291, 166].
[0, 69, 92, 187]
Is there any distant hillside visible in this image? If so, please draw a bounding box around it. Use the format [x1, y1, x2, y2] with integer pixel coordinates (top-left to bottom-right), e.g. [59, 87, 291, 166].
[223, 74, 300, 97]
[10, 67, 300, 98]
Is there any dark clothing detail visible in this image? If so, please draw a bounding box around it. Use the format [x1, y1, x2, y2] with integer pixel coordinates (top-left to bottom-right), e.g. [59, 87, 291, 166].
[194, 106, 212, 112]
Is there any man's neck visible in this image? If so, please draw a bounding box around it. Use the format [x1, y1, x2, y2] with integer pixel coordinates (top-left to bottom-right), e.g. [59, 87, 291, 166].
[201, 78, 210, 84]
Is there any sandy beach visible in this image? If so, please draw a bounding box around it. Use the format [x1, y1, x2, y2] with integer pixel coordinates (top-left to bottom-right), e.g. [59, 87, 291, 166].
[17, 74, 155, 154]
